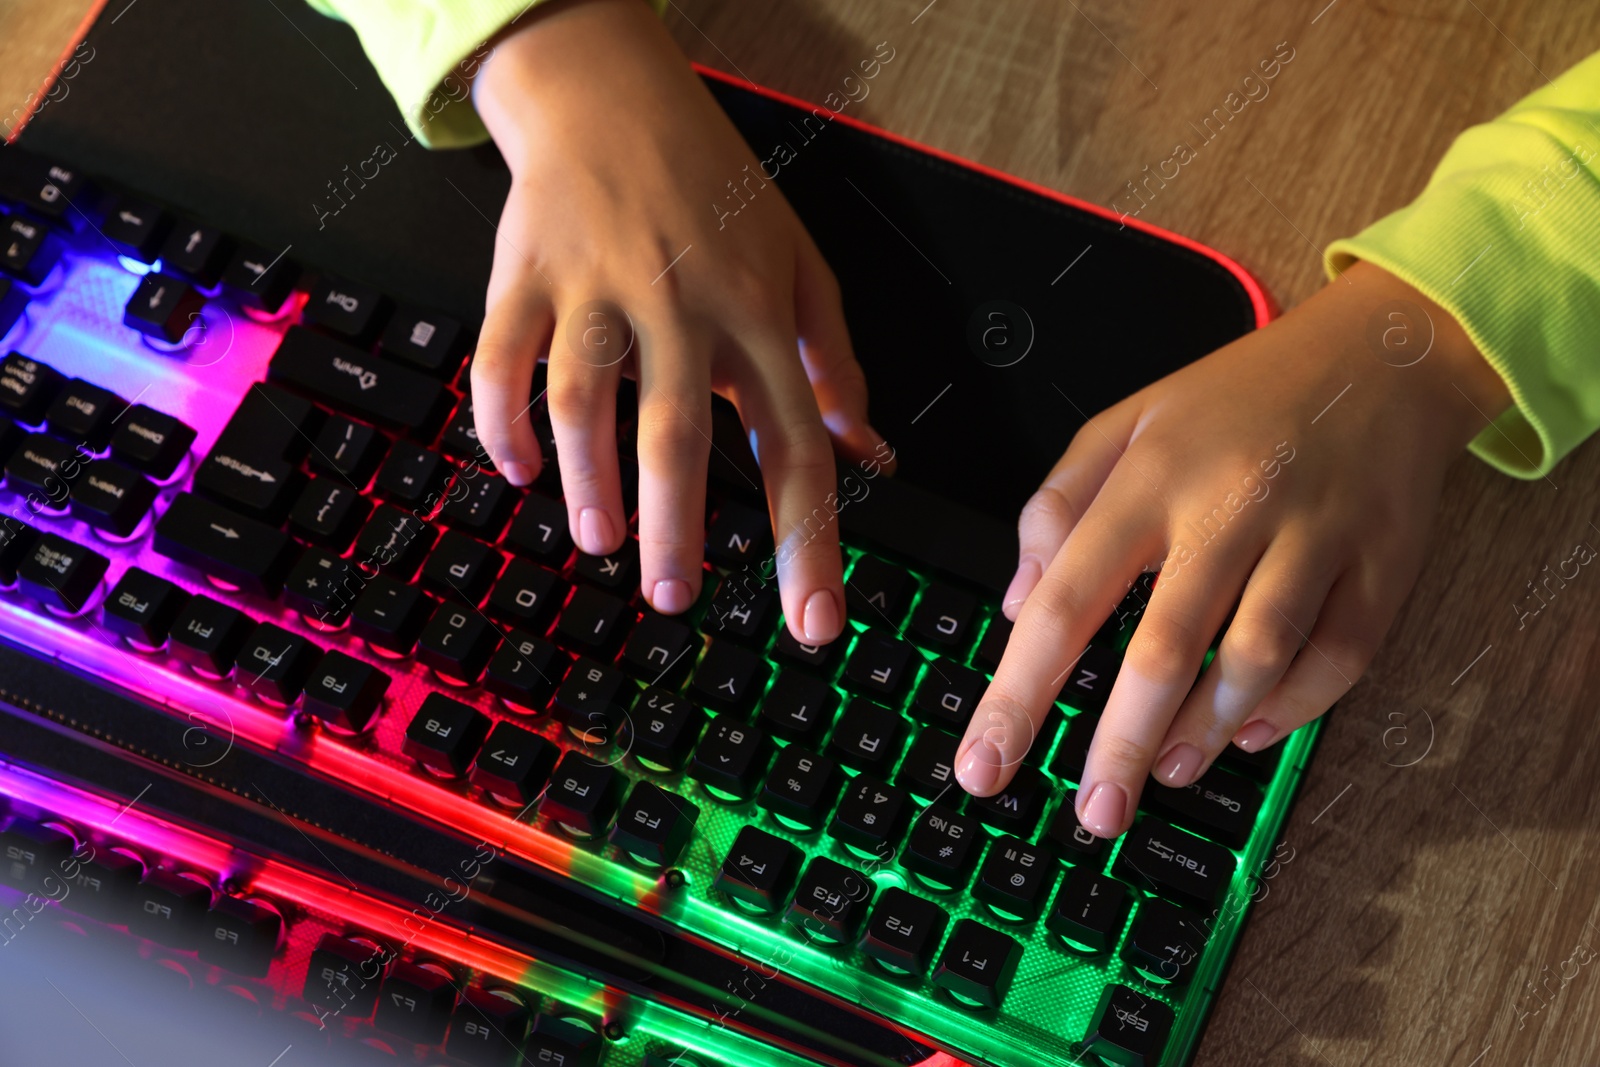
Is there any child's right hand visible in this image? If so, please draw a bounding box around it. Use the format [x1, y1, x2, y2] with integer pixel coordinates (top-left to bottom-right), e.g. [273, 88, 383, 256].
[469, 0, 892, 642]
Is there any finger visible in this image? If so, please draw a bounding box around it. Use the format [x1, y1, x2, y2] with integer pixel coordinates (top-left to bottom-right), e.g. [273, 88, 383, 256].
[955, 476, 1165, 799]
[548, 302, 627, 556]
[1151, 531, 1339, 787]
[1072, 537, 1257, 837]
[1005, 402, 1141, 620]
[1230, 566, 1391, 752]
[727, 337, 845, 646]
[471, 280, 554, 487]
[635, 321, 712, 614]
[793, 234, 894, 470]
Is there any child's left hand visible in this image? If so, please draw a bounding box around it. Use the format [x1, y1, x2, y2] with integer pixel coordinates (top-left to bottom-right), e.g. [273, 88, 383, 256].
[953, 261, 1513, 838]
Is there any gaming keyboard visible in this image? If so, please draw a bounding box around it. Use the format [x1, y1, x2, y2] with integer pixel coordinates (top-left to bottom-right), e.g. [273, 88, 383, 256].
[0, 144, 1319, 1067]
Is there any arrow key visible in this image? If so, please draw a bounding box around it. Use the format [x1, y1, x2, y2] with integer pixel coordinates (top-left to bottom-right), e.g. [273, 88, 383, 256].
[103, 197, 172, 262]
[124, 272, 203, 344]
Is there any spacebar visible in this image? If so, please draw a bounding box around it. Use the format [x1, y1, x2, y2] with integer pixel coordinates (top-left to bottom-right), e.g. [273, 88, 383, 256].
[837, 471, 1014, 595]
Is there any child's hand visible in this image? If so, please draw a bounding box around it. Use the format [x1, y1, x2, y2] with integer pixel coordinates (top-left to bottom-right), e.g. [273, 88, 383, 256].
[953, 261, 1512, 837]
[470, 0, 890, 641]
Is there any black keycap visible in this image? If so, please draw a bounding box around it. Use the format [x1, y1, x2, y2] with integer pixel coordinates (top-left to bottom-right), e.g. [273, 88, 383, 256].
[159, 221, 232, 287]
[109, 404, 195, 480]
[421, 529, 501, 604]
[45, 379, 123, 451]
[772, 624, 844, 674]
[862, 887, 948, 976]
[483, 631, 566, 712]
[153, 492, 296, 597]
[1094, 571, 1156, 647]
[1216, 738, 1285, 783]
[829, 776, 910, 860]
[757, 669, 839, 743]
[909, 583, 978, 650]
[104, 197, 172, 261]
[438, 394, 488, 464]
[6, 431, 86, 508]
[440, 472, 515, 536]
[973, 836, 1055, 921]
[896, 727, 961, 800]
[197, 896, 282, 978]
[704, 578, 778, 644]
[1083, 985, 1173, 1067]
[1145, 765, 1262, 849]
[304, 276, 390, 345]
[1049, 713, 1097, 785]
[350, 574, 433, 654]
[688, 638, 770, 715]
[544, 752, 625, 836]
[968, 763, 1049, 835]
[471, 721, 559, 806]
[845, 555, 914, 626]
[129, 869, 211, 950]
[626, 686, 705, 772]
[0, 152, 94, 224]
[552, 657, 629, 745]
[504, 492, 572, 562]
[305, 934, 384, 1019]
[1114, 818, 1236, 909]
[787, 856, 873, 942]
[828, 698, 908, 774]
[704, 503, 772, 569]
[18, 532, 108, 612]
[448, 987, 531, 1067]
[757, 746, 840, 830]
[554, 585, 630, 655]
[381, 307, 466, 379]
[222, 244, 298, 313]
[104, 568, 187, 646]
[0, 410, 22, 467]
[1062, 643, 1119, 713]
[0, 278, 23, 341]
[715, 826, 802, 914]
[1042, 793, 1109, 866]
[404, 692, 491, 777]
[0, 819, 74, 892]
[932, 919, 1022, 1010]
[376, 439, 451, 508]
[0, 515, 37, 584]
[270, 326, 452, 434]
[483, 559, 561, 633]
[194, 446, 300, 525]
[574, 542, 640, 593]
[124, 272, 204, 343]
[613, 781, 699, 866]
[287, 480, 370, 551]
[973, 615, 1012, 672]
[900, 805, 983, 889]
[233, 382, 324, 460]
[64, 848, 143, 923]
[0, 353, 63, 424]
[1046, 867, 1130, 954]
[617, 613, 695, 685]
[352, 503, 436, 579]
[309, 415, 386, 486]
[689, 716, 772, 801]
[235, 622, 320, 704]
[842, 629, 917, 698]
[1, 214, 60, 285]
[1123, 898, 1208, 985]
[302, 650, 390, 732]
[375, 959, 455, 1044]
[70, 459, 155, 536]
[417, 599, 499, 683]
[168, 595, 252, 675]
[524, 1015, 602, 1067]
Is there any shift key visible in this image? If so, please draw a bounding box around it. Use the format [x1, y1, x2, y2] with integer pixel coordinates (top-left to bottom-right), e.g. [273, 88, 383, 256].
[269, 325, 450, 436]
[1113, 818, 1235, 910]
[153, 492, 295, 597]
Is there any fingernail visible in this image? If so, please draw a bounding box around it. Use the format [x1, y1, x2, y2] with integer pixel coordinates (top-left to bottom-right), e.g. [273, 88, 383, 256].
[801, 589, 841, 644]
[1154, 743, 1203, 787]
[652, 578, 692, 615]
[1232, 720, 1278, 752]
[1077, 781, 1129, 838]
[955, 738, 1002, 796]
[1002, 558, 1042, 619]
[577, 507, 614, 555]
[501, 460, 533, 487]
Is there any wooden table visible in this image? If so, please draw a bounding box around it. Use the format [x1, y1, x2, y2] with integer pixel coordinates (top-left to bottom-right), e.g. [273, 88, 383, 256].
[5, 1, 1600, 1063]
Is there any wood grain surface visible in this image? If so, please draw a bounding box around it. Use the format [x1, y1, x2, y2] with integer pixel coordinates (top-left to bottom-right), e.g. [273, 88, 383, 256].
[3, 1, 1599, 1064]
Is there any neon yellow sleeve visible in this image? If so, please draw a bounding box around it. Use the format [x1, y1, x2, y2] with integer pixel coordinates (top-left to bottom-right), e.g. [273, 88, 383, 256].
[1326, 51, 1600, 479]
[305, 0, 664, 149]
